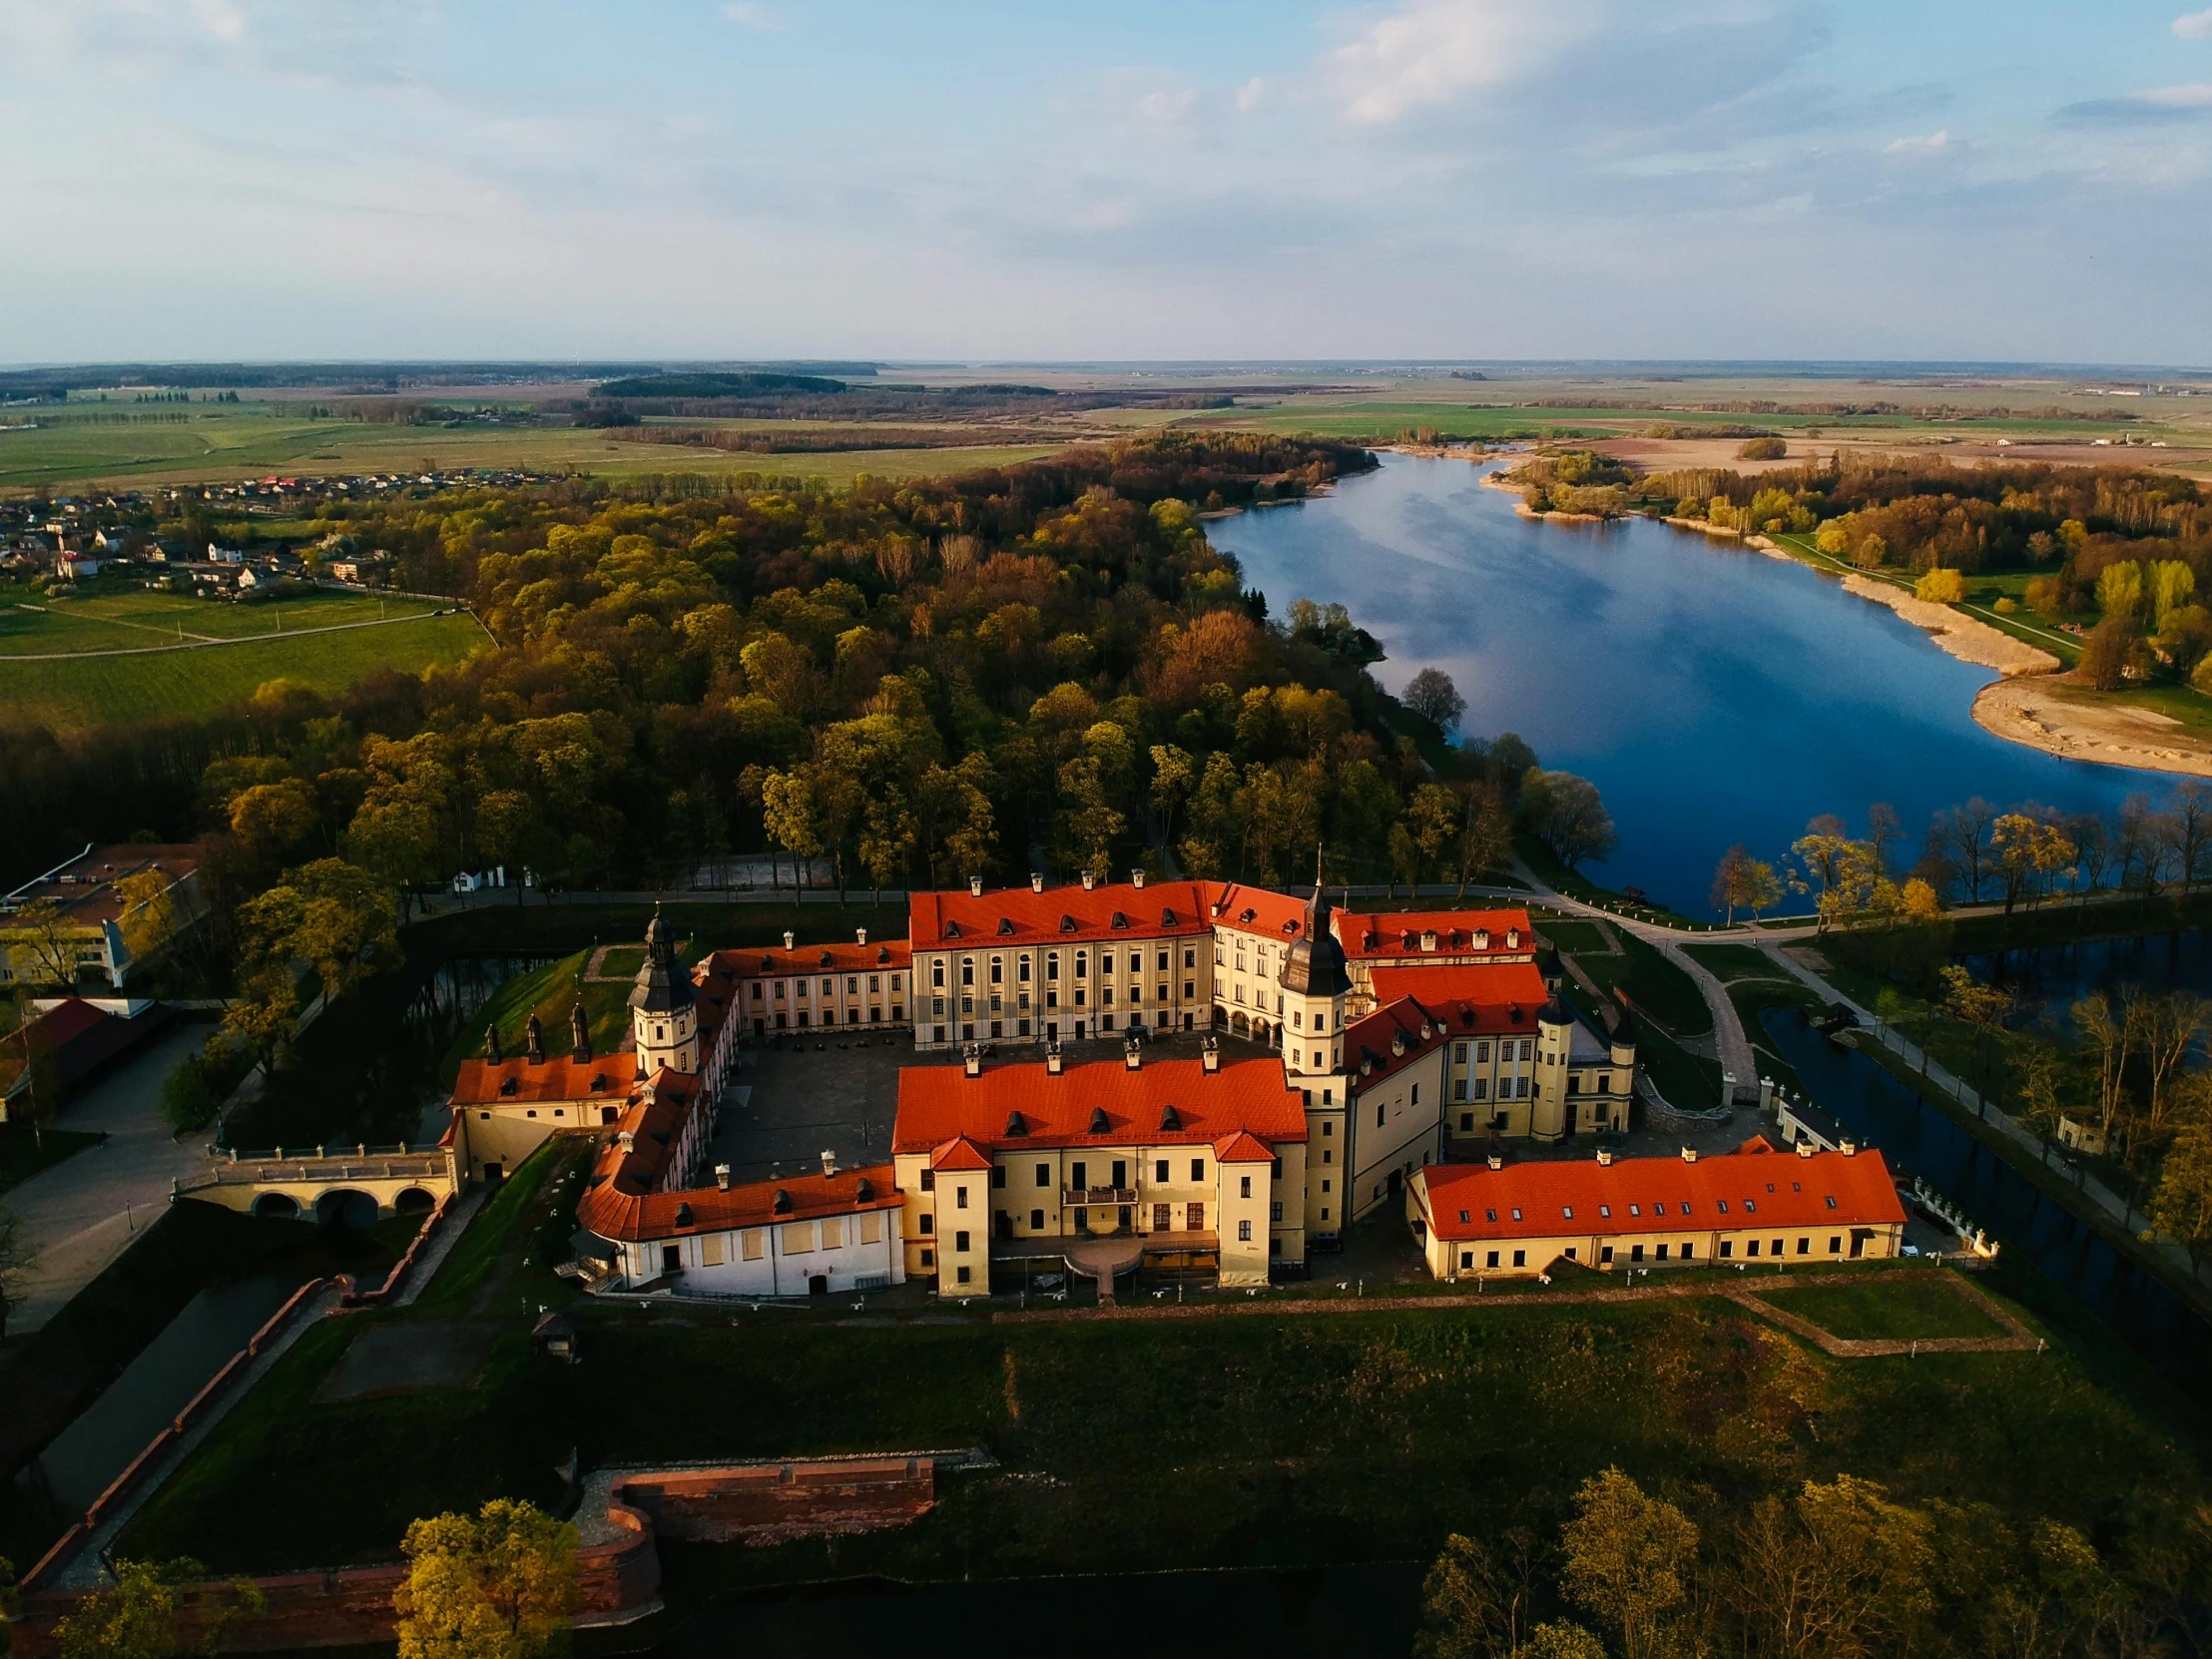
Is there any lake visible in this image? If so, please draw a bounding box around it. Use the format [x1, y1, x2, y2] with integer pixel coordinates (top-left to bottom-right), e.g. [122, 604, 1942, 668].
[1209, 455, 2168, 915]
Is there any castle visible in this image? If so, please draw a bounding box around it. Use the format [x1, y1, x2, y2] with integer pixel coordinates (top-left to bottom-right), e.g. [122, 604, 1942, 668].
[441, 873, 1894, 1297]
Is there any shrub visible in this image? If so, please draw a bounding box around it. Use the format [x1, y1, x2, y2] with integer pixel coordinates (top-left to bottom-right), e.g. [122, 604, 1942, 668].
[1736, 436, 1788, 460]
[1916, 568, 1965, 604]
[162, 1034, 251, 1134]
[1992, 596, 2018, 614]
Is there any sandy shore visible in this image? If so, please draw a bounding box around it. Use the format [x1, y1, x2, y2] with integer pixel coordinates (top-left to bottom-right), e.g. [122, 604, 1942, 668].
[1971, 678, 2212, 777]
[1837, 574, 2058, 676]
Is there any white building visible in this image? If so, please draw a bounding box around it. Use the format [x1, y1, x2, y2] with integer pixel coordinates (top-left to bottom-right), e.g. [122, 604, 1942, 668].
[581, 1160, 906, 1297]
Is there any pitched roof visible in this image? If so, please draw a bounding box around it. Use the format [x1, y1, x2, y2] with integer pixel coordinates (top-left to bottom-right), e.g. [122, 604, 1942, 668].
[1335, 907, 1535, 961]
[909, 879, 1216, 948]
[1213, 1130, 1277, 1164]
[894, 1055, 1306, 1155]
[572, 1067, 703, 1238]
[451, 1054, 632, 1107]
[1344, 996, 1458, 1093]
[1368, 961, 1550, 1029]
[929, 1135, 995, 1172]
[1204, 882, 1311, 938]
[707, 939, 914, 978]
[583, 1160, 901, 1243]
[1415, 1147, 1908, 1243]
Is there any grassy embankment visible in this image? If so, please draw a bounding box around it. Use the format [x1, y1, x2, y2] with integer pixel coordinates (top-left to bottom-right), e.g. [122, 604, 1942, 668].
[0, 406, 1062, 493]
[0, 1198, 413, 1569]
[1761, 1277, 2003, 1342]
[120, 1157, 2212, 1605]
[437, 951, 632, 1088]
[1550, 922, 1724, 1109]
[0, 585, 482, 732]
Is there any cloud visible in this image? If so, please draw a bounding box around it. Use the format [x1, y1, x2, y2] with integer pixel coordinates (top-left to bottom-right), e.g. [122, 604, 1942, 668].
[2057, 83, 2212, 124]
[1884, 129, 1954, 156]
[1235, 77, 1267, 115]
[721, 3, 784, 31]
[1326, 0, 1592, 125]
[2176, 8, 2212, 40]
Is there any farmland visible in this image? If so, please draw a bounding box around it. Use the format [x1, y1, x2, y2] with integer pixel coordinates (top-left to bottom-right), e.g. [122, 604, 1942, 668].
[0, 596, 484, 731]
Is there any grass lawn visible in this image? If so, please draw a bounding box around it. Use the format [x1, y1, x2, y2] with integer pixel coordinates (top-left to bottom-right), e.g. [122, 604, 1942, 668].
[0, 586, 438, 656]
[1534, 919, 1612, 953]
[1763, 1277, 2003, 1343]
[436, 952, 630, 1087]
[0, 611, 484, 732]
[1680, 942, 1790, 984]
[120, 1248, 2212, 1589]
[1577, 931, 1712, 1037]
[408, 1139, 568, 1317]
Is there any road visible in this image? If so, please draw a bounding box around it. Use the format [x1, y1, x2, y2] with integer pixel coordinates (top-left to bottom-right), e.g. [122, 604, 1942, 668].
[5, 1023, 209, 1334]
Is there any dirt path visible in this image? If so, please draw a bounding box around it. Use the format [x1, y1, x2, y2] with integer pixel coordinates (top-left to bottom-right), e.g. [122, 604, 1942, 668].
[1972, 676, 2212, 778]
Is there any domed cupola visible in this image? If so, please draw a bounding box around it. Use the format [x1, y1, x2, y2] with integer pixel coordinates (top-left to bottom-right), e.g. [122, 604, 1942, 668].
[629, 906, 699, 1077]
[1278, 848, 1351, 1079]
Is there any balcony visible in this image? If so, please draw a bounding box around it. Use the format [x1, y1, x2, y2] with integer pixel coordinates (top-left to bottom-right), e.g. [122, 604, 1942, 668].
[1063, 1187, 1137, 1205]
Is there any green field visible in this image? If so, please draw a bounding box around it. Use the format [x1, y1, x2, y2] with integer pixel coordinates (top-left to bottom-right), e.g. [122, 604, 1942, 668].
[0, 408, 1064, 492]
[0, 609, 484, 730]
[0, 587, 439, 656]
[1765, 1277, 2005, 1342]
[1682, 942, 1795, 983]
[119, 1186, 2212, 1592]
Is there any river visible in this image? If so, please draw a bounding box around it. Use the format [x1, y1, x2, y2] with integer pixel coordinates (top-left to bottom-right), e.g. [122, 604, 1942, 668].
[1209, 455, 2164, 915]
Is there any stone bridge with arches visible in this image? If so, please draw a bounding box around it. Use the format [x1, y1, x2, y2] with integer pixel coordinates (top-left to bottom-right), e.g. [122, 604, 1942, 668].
[177, 1143, 460, 1229]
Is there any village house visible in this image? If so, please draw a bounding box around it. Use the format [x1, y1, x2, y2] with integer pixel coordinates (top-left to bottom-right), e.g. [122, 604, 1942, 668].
[0, 843, 205, 990]
[1405, 1139, 1908, 1281]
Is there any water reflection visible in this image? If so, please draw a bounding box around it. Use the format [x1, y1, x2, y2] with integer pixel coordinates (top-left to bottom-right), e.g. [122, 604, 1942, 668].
[1761, 1005, 2212, 1403]
[1210, 456, 2161, 913]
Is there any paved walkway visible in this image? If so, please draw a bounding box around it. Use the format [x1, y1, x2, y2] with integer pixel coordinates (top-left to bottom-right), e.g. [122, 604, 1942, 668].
[6, 1024, 209, 1335]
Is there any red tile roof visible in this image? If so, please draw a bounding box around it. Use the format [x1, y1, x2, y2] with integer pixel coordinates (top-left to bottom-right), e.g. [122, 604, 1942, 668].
[573, 1067, 703, 1239]
[1416, 1147, 1908, 1242]
[707, 940, 913, 978]
[928, 1136, 995, 1172]
[1344, 995, 1461, 1093]
[585, 1161, 901, 1243]
[451, 1054, 632, 1106]
[1213, 1129, 1277, 1164]
[894, 1055, 1306, 1154]
[1368, 962, 1550, 1026]
[1337, 907, 1535, 960]
[909, 879, 1217, 948]
[1204, 882, 1310, 937]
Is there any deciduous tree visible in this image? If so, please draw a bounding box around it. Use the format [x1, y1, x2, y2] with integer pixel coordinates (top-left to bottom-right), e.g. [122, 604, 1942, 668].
[51, 1556, 265, 1659]
[394, 1499, 579, 1659]
[1403, 667, 1467, 735]
[1559, 1467, 1698, 1659]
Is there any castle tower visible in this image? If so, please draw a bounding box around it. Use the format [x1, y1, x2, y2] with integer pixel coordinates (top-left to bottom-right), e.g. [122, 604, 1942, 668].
[1277, 849, 1351, 1082]
[1532, 986, 1574, 1141]
[629, 908, 698, 1078]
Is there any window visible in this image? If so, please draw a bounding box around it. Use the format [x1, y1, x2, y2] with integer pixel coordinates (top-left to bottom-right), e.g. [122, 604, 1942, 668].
[1744, 1198, 1756, 1213]
[1717, 1200, 1729, 1214]
[1745, 1240, 1759, 1256]
[1459, 1111, 1473, 1130]
[1681, 1242, 1695, 1260]
[1825, 1195, 1838, 1209]
[1472, 1078, 1487, 1100]
[1454, 1042, 1468, 1062]
[961, 960, 974, 985]
[1629, 1204, 1640, 1216]
[1486, 1249, 1500, 1268]
[1631, 1244, 1645, 1262]
[956, 1265, 972, 1285]
[1656, 1243, 1669, 1260]
[1828, 1235, 1843, 1254]
[1460, 1251, 1473, 1270]
[1238, 1220, 1253, 1242]
[919, 1170, 934, 1192]
[1239, 1175, 1253, 1198]
[1562, 1206, 1574, 1219]
[1019, 957, 1030, 982]
[1030, 1209, 1044, 1229]
[1047, 953, 1059, 980]
[1599, 1205, 1611, 1218]
[1511, 1249, 1525, 1268]
[919, 1215, 933, 1234]
[1154, 1159, 1169, 1182]
[920, 1248, 935, 1268]
[1484, 1208, 1497, 1223]
[1796, 1237, 1810, 1255]
[933, 963, 945, 986]
[1323, 1149, 1333, 1164]
[1511, 1208, 1522, 1221]
[1377, 1102, 1384, 1127]
[955, 1186, 969, 1209]
[1720, 1239, 1733, 1258]
[1036, 1163, 1051, 1187]
[1322, 1179, 1331, 1192]
[954, 1230, 970, 1252]
[1270, 1201, 1283, 1222]
[991, 1167, 1006, 1189]
[1410, 1083, 1419, 1106]
[1191, 1158, 1205, 1182]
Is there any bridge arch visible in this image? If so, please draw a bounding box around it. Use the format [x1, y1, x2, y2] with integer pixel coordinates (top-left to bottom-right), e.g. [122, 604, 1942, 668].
[251, 1191, 300, 1220]
[313, 1188, 380, 1231]
[393, 1186, 438, 1215]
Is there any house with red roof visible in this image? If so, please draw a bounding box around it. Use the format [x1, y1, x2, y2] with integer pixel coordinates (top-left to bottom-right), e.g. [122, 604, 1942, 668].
[1407, 1139, 1908, 1281]
[889, 1043, 1307, 1288]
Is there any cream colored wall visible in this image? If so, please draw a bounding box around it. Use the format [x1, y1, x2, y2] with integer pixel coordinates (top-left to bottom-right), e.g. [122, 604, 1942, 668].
[1305, 1102, 1347, 1237]
[620, 1207, 905, 1295]
[455, 1102, 590, 1182]
[1417, 1222, 1904, 1280]
[1347, 1044, 1445, 1224]
[913, 934, 1205, 1050]
[741, 968, 909, 1034]
[1218, 1160, 1273, 1286]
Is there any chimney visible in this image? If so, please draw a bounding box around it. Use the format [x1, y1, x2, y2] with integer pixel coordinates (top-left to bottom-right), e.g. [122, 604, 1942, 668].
[1596, 1146, 1613, 1167]
[525, 1015, 545, 1065]
[715, 1163, 732, 1191]
[484, 1023, 502, 1063]
[571, 1002, 591, 1062]
[1796, 1139, 1816, 1159]
[963, 1044, 983, 1079]
[969, 874, 984, 896]
[1201, 1036, 1220, 1074]
[1840, 1137, 1859, 1157]
[618, 1130, 635, 1152]
[821, 1149, 838, 1177]
[1081, 869, 1097, 891]
[1124, 1035, 1143, 1070]
[1045, 1042, 1064, 1076]
[1131, 868, 1147, 889]
[855, 927, 868, 945]
[1680, 1146, 1698, 1164]
[1486, 1149, 1503, 1171]
[1031, 872, 1045, 893]
[783, 930, 796, 950]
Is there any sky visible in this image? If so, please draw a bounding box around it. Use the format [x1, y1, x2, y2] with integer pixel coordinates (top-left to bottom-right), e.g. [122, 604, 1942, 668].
[4, 0, 2211, 365]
